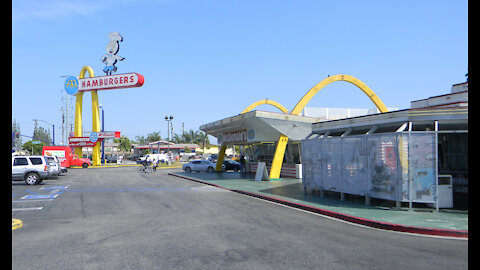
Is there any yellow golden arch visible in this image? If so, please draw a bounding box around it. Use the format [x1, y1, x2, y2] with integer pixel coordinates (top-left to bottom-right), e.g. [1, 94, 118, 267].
[74, 66, 102, 166]
[216, 74, 389, 179]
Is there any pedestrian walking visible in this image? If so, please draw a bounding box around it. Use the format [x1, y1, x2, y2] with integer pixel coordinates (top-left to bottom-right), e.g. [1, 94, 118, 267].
[239, 155, 246, 174]
[152, 159, 158, 172]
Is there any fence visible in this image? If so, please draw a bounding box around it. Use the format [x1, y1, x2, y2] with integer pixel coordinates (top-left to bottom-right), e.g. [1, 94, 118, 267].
[301, 132, 437, 205]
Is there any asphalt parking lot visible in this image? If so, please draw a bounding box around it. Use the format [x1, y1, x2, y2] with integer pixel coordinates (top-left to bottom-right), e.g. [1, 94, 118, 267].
[12, 167, 468, 270]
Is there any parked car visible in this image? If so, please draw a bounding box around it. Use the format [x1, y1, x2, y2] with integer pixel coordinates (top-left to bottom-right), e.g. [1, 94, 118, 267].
[12, 155, 51, 185]
[182, 159, 224, 173]
[46, 156, 66, 174]
[223, 160, 241, 172]
[46, 160, 60, 177]
[207, 154, 219, 162]
[106, 156, 118, 163]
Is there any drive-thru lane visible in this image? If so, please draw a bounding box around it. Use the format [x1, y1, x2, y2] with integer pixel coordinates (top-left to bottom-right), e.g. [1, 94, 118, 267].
[12, 167, 467, 270]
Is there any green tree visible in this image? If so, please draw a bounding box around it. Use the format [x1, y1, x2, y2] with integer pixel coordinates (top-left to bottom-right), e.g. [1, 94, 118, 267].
[147, 131, 162, 142]
[12, 119, 22, 148]
[172, 133, 183, 144]
[22, 141, 47, 155]
[33, 120, 52, 145]
[114, 136, 133, 156]
[135, 135, 147, 144]
[197, 131, 210, 149]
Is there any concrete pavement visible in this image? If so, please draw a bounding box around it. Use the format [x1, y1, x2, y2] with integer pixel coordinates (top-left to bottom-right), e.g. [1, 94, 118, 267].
[169, 171, 468, 238]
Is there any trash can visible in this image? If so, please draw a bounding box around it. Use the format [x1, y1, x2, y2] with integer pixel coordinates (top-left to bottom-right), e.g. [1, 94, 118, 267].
[437, 175, 453, 208]
[296, 164, 302, 179]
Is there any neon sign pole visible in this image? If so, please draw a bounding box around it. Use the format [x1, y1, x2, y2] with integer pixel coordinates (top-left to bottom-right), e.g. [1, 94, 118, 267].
[64, 32, 144, 166]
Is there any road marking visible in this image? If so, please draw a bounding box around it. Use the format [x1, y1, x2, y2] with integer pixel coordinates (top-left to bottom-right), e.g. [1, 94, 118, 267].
[12, 207, 44, 212]
[20, 194, 58, 200]
[12, 199, 55, 203]
[12, 219, 23, 230]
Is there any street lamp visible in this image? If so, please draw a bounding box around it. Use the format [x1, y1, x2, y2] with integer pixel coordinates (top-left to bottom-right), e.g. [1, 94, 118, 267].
[33, 119, 55, 146]
[100, 104, 105, 165]
[165, 116, 173, 157]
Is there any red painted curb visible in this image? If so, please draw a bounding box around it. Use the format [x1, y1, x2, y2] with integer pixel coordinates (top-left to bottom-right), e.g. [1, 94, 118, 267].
[168, 173, 468, 238]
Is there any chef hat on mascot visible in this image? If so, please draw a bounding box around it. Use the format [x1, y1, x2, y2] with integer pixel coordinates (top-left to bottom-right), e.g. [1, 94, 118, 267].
[106, 32, 123, 54]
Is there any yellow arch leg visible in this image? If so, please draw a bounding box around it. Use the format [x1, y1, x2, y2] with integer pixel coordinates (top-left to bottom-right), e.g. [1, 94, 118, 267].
[269, 134, 289, 179]
[91, 90, 101, 166]
[74, 66, 102, 165]
[215, 145, 227, 172]
[74, 91, 84, 157]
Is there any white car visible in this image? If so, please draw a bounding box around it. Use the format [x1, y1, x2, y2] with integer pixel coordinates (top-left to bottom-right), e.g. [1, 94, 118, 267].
[46, 156, 67, 173]
[12, 155, 51, 185]
[47, 160, 60, 177]
[182, 160, 224, 173]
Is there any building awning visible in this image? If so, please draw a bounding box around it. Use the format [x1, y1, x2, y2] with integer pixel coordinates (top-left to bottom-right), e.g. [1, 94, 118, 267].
[310, 106, 468, 136]
[200, 110, 326, 144]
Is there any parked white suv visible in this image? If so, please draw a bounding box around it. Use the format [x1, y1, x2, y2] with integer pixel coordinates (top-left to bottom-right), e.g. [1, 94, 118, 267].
[12, 156, 51, 185]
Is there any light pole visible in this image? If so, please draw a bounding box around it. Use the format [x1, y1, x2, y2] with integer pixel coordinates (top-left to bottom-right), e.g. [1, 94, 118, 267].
[165, 116, 173, 158]
[33, 119, 55, 146]
[100, 104, 105, 165]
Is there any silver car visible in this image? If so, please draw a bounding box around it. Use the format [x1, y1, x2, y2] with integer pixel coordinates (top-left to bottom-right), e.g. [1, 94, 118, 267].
[46, 156, 61, 177]
[12, 156, 51, 185]
[182, 159, 224, 173]
[46, 155, 67, 173]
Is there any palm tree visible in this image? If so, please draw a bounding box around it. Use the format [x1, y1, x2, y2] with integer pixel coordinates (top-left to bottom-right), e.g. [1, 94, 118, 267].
[197, 131, 210, 151]
[135, 135, 147, 144]
[147, 131, 162, 142]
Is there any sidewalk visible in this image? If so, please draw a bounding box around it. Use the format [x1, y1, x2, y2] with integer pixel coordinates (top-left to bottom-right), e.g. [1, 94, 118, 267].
[169, 171, 468, 238]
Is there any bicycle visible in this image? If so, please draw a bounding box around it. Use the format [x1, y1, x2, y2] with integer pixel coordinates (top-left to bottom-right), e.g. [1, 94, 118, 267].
[137, 165, 153, 173]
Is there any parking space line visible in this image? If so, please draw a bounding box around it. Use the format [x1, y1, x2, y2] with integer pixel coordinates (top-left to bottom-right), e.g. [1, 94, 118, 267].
[12, 199, 55, 203]
[12, 207, 44, 211]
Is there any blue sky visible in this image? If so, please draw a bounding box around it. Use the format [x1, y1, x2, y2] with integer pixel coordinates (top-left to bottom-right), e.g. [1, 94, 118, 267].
[12, 0, 468, 145]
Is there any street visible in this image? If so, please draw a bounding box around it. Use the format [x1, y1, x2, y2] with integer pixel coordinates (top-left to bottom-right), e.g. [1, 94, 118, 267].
[12, 167, 468, 270]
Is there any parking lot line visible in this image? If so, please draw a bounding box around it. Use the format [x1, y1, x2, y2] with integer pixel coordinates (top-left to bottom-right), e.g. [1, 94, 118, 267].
[12, 199, 55, 203]
[12, 207, 44, 212]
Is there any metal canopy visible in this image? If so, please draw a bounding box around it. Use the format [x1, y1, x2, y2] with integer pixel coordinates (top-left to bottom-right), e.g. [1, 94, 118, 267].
[310, 107, 468, 135]
[200, 110, 325, 144]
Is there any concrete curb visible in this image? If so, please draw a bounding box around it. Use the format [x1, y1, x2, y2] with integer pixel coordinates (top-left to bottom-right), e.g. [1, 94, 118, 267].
[168, 172, 468, 238]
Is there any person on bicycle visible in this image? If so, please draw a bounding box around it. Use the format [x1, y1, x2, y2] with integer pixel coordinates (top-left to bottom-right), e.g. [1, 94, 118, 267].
[143, 158, 149, 173]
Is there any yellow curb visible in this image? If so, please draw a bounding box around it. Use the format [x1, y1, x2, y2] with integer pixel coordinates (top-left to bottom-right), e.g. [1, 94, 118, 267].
[12, 219, 23, 231]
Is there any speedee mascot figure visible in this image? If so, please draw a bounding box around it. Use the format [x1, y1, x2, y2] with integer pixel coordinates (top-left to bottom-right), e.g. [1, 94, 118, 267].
[101, 32, 125, 75]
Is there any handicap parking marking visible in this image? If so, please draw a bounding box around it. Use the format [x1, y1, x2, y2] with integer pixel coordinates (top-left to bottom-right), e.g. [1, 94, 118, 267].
[40, 185, 70, 190]
[20, 194, 59, 200]
[40, 185, 70, 194]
